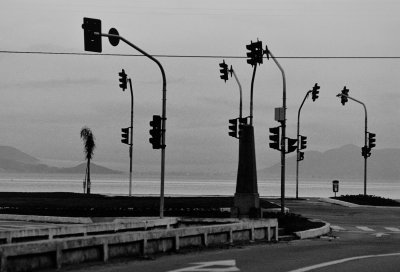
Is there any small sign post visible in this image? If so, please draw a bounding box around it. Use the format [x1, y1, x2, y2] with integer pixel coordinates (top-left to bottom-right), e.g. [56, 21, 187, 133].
[332, 180, 339, 197]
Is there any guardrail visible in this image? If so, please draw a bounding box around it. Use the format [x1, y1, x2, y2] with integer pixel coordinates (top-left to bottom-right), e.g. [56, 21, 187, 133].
[0, 217, 178, 244]
[0, 218, 278, 272]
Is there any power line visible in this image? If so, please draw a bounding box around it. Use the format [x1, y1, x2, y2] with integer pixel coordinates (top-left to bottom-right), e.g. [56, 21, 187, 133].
[0, 50, 400, 59]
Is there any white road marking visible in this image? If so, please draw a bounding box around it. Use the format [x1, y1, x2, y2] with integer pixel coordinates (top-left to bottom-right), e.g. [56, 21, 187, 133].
[356, 226, 374, 232]
[385, 227, 400, 232]
[330, 225, 345, 231]
[287, 252, 400, 272]
[167, 260, 240, 272]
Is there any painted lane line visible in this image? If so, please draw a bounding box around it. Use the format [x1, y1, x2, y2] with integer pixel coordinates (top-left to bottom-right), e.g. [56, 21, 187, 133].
[385, 227, 400, 232]
[356, 226, 374, 231]
[287, 252, 400, 272]
[167, 260, 240, 272]
[330, 225, 345, 231]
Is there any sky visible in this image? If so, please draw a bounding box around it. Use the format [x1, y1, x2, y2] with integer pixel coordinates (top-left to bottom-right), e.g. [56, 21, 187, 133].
[0, 0, 399, 174]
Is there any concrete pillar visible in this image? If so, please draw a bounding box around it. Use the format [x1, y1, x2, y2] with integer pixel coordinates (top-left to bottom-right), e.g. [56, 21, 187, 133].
[234, 124, 260, 217]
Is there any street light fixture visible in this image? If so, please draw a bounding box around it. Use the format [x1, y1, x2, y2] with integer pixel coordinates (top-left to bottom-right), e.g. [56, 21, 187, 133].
[82, 17, 167, 218]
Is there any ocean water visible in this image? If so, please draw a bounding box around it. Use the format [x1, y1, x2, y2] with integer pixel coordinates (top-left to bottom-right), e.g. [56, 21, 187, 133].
[0, 173, 398, 199]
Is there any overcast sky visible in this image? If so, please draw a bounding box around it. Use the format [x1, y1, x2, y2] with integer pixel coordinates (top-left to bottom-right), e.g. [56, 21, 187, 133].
[1, 0, 399, 173]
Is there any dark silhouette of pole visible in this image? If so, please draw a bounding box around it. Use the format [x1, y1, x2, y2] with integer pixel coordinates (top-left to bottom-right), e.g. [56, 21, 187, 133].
[268, 49, 287, 214]
[100, 32, 167, 218]
[231, 70, 243, 119]
[337, 92, 368, 195]
[296, 90, 311, 199]
[128, 78, 134, 196]
[249, 65, 257, 125]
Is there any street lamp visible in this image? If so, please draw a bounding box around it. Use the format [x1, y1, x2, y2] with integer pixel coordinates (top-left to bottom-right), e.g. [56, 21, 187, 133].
[296, 83, 320, 199]
[82, 17, 167, 218]
[336, 87, 374, 195]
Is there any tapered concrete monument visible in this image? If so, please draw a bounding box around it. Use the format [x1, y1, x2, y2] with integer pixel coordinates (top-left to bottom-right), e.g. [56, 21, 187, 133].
[233, 124, 260, 217]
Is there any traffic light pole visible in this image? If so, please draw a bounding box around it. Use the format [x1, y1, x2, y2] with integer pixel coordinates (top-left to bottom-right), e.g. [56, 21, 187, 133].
[296, 90, 311, 199]
[339, 93, 368, 195]
[268, 50, 287, 214]
[99, 32, 167, 218]
[128, 78, 134, 196]
[232, 70, 243, 119]
[249, 64, 257, 125]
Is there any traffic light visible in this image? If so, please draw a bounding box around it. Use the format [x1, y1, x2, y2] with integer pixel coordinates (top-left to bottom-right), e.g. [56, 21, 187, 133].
[361, 146, 371, 158]
[368, 132, 376, 149]
[238, 117, 247, 138]
[287, 138, 298, 153]
[229, 118, 238, 138]
[219, 60, 229, 82]
[298, 151, 304, 161]
[341, 86, 349, 105]
[246, 40, 263, 66]
[269, 126, 280, 150]
[121, 127, 130, 145]
[311, 83, 320, 101]
[149, 115, 162, 149]
[119, 69, 127, 91]
[299, 135, 307, 150]
[82, 17, 102, 53]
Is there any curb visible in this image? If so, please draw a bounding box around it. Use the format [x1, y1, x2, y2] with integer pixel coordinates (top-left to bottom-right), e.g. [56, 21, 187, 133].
[294, 220, 331, 239]
[319, 198, 360, 207]
[0, 214, 92, 224]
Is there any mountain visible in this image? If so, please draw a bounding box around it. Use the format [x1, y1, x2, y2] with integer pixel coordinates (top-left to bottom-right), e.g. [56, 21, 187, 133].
[0, 146, 121, 174]
[258, 144, 400, 180]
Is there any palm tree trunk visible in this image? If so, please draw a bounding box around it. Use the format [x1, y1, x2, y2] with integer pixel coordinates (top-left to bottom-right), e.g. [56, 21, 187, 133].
[86, 158, 91, 194]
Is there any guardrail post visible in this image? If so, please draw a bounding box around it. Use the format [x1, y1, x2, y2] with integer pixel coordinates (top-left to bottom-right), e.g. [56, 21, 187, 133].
[103, 243, 109, 262]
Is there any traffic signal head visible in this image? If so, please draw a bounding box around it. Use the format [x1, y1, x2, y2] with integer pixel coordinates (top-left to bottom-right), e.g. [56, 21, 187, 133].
[228, 118, 238, 138]
[340, 86, 349, 105]
[287, 138, 298, 153]
[219, 60, 229, 82]
[149, 115, 162, 149]
[298, 151, 304, 161]
[311, 83, 320, 102]
[119, 69, 127, 91]
[121, 127, 129, 145]
[82, 17, 102, 53]
[246, 40, 263, 66]
[368, 132, 376, 149]
[300, 135, 307, 150]
[269, 126, 280, 150]
[361, 146, 371, 158]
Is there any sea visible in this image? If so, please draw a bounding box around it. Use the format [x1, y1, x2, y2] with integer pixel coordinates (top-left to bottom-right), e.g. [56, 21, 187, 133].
[0, 173, 398, 199]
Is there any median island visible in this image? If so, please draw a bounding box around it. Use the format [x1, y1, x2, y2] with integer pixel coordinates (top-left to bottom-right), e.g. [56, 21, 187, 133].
[332, 194, 400, 206]
[0, 192, 323, 233]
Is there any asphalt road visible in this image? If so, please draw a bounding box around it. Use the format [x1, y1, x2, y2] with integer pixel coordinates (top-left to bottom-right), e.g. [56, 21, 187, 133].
[67, 198, 400, 272]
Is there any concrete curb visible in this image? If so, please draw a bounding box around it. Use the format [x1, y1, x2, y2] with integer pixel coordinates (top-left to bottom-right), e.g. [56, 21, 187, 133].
[0, 214, 93, 224]
[319, 198, 360, 207]
[319, 198, 400, 209]
[294, 220, 331, 239]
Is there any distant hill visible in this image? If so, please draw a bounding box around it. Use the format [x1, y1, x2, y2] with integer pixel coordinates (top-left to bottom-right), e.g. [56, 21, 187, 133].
[258, 144, 400, 180]
[0, 146, 121, 174]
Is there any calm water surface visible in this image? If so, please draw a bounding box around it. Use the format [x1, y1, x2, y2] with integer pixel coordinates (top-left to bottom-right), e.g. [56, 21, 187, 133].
[0, 173, 398, 199]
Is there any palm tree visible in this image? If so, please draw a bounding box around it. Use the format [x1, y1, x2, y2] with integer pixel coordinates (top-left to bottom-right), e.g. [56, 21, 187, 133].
[80, 126, 95, 194]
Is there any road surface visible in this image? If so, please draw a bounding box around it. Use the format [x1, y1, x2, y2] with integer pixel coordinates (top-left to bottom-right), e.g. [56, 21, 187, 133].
[60, 198, 400, 271]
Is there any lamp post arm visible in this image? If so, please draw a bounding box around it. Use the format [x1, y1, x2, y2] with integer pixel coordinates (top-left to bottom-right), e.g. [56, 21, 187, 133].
[232, 69, 243, 119]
